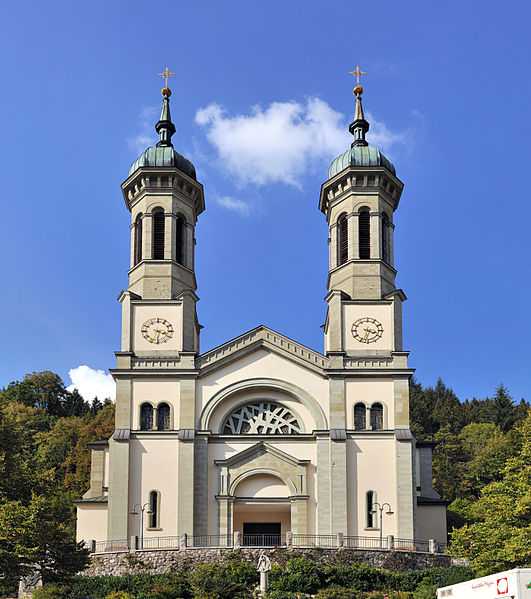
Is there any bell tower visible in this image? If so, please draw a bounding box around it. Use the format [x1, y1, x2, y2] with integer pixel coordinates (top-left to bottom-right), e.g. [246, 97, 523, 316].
[119, 83, 205, 355]
[319, 74, 405, 356]
[107, 78, 205, 541]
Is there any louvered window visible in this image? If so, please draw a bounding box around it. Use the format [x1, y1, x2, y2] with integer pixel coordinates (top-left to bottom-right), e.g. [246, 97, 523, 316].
[153, 211, 165, 259]
[359, 210, 371, 259]
[354, 403, 366, 430]
[337, 214, 348, 265]
[175, 217, 184, 265]
[370, 403, 384, 430]
[157, 403, 170, 430]
[134, 214, 142, 265]
[381, 213, 389, 263]
[140, 404, 153, 430]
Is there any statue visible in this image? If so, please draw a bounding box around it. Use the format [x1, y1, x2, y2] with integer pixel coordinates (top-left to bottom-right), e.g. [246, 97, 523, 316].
[257, 552, 271, 593]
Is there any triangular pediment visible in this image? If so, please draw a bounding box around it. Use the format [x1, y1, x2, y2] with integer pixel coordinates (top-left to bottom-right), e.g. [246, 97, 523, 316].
[214, 441, 309, 469]
[196, 325, 328, 375]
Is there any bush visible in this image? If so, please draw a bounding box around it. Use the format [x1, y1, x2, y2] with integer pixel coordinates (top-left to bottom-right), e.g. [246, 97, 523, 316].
[265, 592, 307, 599]
[323, 563, 393, 591]
[268, 556, 323, 594]
[413, 584, 438, 599]
[314, 587, 365, 599]
[365, 592, 413, 599]
[188, 563, 249, 599]
[105, 593, 135, 599]
[32, 584, 72, 599]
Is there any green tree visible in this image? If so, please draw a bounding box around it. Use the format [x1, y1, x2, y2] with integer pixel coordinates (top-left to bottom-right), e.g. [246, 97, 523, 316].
[450, 410, 531, 574]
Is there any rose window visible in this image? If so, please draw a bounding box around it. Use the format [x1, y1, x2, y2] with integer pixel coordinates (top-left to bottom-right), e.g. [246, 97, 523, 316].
[222, 402, 302, 434]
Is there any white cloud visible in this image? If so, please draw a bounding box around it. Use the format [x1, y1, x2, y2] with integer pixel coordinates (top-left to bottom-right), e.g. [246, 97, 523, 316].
[127, 106, 158, 154]
[217, 195, 253, 217]
[195, 98, 350, 188]
[67, 365, 115, 403]
[195, 98, 410, 189]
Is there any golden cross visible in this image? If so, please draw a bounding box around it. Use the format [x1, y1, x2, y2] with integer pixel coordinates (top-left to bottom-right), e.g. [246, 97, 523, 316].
[158, 67, 176, 88]
[349, 65, 366, 86]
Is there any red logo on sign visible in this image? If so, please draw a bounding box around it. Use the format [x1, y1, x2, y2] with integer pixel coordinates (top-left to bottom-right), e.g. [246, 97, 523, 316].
[497, 578, 508, 595]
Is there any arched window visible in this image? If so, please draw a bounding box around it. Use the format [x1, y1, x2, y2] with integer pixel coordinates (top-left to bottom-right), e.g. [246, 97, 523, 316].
[359, 210, 371, 259]
[157, 403, 170, 430]
[381, 212, 389, 263]
[149, 490, 159, 528]
[134, 214, 143, 266]
[354, 403, 366, 430]
[337, 213, 348, 266]
[367, 491, 375, 528]
[370, 403, 384, 430]
[222, 402, 302, 434]
[153, 210, 165, 259]
[175, 216, 184, 265]
[140, 404, 153, 430]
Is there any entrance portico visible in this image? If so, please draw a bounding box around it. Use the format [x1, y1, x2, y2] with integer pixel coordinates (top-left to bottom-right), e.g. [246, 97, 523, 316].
[215, 442, 309, 538]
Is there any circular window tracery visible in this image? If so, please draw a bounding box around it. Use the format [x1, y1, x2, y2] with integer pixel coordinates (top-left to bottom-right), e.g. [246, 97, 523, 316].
[222, 401, 302, 435]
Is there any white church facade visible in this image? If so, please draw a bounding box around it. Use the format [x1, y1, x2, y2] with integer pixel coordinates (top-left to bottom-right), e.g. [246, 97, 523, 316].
[75, 77, 447, 547]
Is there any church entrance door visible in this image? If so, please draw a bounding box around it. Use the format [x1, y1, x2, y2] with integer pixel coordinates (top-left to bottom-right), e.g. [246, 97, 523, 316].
[243, 522, 281, 546]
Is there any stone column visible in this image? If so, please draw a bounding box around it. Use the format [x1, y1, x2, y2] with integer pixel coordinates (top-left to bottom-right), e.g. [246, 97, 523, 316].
[218, 496, 233, 539]
[370, 212, 381, 260]
[329, 222, 338, 269]
[186, 223, 194, 270]
[143, 214, 153, 260]
[350, 213, 360, 259]
[388, 223, 395, 268]
[164, 213, 173, 260]
[290, 497, 308, 534]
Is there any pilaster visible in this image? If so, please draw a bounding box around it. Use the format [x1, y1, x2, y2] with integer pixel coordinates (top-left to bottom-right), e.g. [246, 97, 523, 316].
[107, 437, 130, 540]
[316, 435, 331, 534]
[193, 434, 209, 535]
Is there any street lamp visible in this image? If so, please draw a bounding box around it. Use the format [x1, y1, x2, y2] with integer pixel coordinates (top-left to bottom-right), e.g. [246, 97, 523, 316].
[370, 502, 394, 549]
[130, 502, 153, 549]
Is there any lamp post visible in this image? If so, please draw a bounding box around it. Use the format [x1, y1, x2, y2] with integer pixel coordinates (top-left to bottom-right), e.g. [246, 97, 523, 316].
[370, 502, 394, 549]
[130, 502, 153, 549]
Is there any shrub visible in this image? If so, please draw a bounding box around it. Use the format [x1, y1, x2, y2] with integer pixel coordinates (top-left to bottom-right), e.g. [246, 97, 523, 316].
[105, 593, 135, 599]
[268, 556, 323, 594]
[265, 591, 307, 599]
[32, 584, 72, 599]
[365, 592, 413, 599]
[314, 587, 365, 599]
[188, 563, 249, 599]
[323, 563, 392, 591]
[413, 584, 438, 599]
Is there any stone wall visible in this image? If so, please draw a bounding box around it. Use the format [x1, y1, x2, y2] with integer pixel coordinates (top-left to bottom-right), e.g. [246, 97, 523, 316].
[85, 547, 459, 578]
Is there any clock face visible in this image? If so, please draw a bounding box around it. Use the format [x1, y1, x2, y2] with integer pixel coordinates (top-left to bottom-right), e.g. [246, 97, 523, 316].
[351, 317, 383, 344]
[141, 318, 174, 344]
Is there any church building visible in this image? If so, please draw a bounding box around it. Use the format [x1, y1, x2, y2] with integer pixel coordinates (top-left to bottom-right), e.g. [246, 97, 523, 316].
[75, 74, 447, 547]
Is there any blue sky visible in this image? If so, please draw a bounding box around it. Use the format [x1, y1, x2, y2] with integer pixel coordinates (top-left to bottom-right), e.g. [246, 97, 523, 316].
[0, 0, 529, 403]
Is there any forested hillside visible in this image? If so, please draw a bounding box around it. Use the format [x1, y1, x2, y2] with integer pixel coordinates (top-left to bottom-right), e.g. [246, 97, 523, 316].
[0, 371, 529, 591]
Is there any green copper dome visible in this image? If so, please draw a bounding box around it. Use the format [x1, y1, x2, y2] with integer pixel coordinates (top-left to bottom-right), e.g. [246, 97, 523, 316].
[128, 89, 196, 180]
[328, 145, 395, 179]
[328, 90, 395, 180]
[129, 147, 196, 179]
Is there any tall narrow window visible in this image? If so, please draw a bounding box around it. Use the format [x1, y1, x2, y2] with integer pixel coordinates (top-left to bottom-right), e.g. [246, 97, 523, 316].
[140, 404, 153, 430]
[359, 210, 371, 259]
[367, 491, 375, 528]
[134, 214, 143, 266]
[157, 403, 170, 430]
[153, 211, 165, 259]
[370, 403, 384, 430]
[381, 213, 389, 264]
[175, 216, 184, 265]
[149, 490, 159, 528]
[337, 213, 348, 266]
[354, 403, 366, 430]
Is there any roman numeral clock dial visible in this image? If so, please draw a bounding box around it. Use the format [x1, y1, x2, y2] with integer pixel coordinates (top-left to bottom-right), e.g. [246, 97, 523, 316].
[351, 317, 383, 344]
[141, 318, 174, 344]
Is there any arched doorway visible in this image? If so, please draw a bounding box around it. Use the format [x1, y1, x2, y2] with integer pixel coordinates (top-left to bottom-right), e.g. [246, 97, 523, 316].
[233, 474, 290, 546]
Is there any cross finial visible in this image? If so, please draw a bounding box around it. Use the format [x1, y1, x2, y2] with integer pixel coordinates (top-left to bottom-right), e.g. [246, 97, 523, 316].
[349, 65, 366, 96]
[158, 67, 176, 87]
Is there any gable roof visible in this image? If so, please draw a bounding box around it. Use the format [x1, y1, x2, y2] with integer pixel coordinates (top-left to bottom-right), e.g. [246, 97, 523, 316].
[196, 325, 328, 376]
[214, 440, 310, 468]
